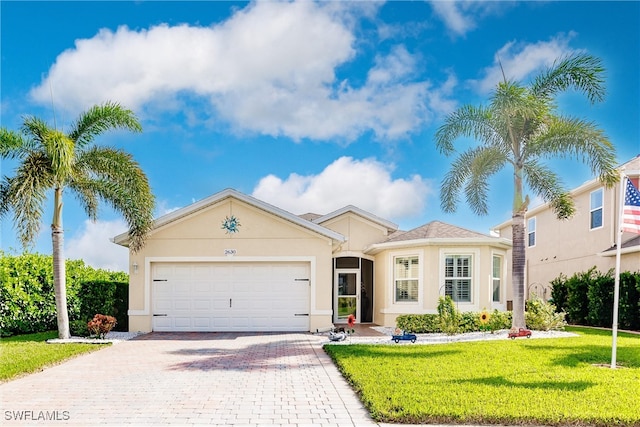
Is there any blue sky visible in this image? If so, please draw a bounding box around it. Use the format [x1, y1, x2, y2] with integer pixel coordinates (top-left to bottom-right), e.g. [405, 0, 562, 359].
[1, 1, 639, 272]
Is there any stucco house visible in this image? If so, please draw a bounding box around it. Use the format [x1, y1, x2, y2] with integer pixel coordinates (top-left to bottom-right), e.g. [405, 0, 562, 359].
[114, 188, 511, 333]
[492, 155, 640, 300]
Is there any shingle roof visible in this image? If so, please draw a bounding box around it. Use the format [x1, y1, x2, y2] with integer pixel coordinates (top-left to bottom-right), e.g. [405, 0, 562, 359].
[601, 234, 640, 253]
[384, 220, 492, 243]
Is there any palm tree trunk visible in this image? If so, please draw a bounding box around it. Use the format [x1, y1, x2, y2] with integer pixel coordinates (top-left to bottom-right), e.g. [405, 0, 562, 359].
[511, 162, 527, 329]
[511, 212, 526, 329]
[52, 187, 70, 339]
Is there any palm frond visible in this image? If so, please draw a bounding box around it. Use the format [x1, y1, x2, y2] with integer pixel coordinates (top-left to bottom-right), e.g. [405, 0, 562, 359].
[531, 53, 606, 104]
[0, 129, 31, 159]
[463, 147, 508, 216]
[491, 81, 551, 155]
[526, 116, 618, 187]
[21, 116, 50, 144]
[3, 152, 53, 246]
[68, 101, 142, 148]
[434, 105, 498, 155]
[441, 147, 506, 215]
[523, 161, 575, 219]
[74, 147, 154, 252]
[43, 130, 75, 185]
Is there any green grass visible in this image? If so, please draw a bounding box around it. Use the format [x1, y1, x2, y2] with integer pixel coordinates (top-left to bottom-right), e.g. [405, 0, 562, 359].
[325, 326, 640, 426]
[0, 331, 109, 382]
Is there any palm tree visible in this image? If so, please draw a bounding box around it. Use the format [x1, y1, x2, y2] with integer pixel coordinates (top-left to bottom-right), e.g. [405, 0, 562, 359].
[434, 53, 618, 329]
[1, 102, 155, 339]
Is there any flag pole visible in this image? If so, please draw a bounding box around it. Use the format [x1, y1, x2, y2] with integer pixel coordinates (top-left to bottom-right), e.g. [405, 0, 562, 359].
[611, 172, 626, 369]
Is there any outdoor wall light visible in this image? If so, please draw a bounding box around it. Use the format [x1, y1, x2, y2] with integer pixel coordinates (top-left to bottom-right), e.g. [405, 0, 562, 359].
[132, 262, 139, 274]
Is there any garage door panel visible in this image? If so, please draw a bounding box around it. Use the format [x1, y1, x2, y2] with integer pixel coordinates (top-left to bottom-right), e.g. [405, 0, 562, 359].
[152, 262, 309, 332]
[193, 317, 211, 328]
[174, 317, 192, 328]
[193, 282, 211, 293]
[173, 299, 191, 310]
[193, 300, 211, 310]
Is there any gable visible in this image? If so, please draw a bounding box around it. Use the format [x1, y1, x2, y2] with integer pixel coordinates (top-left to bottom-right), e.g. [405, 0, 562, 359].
[151, 198, 332, 241]
[113, 188, 344, 247]
[318, 211, 393, 252]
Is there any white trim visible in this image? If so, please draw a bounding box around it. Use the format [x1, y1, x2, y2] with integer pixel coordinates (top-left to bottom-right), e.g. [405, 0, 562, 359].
[114, 188, 345, 246]
[313, 205, 398, 232]
[387, 249, 424, 309]
[598, 244, 640, 257]
[129, 256, 317, 316]
[438, 248, 481, 309]
[490, 251, 506, 310]
[527, 216, 537, 248]
[334, 268, 361, 323]
[589, 187, 604, 231]
[365, 236, 511, 255]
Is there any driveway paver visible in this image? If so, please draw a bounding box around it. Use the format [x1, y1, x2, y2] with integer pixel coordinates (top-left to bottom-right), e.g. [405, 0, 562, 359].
[1, 332, 376, 426]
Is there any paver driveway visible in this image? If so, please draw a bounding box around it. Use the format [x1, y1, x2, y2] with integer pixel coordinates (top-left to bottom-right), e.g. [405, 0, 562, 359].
[1, 332, 376, 426]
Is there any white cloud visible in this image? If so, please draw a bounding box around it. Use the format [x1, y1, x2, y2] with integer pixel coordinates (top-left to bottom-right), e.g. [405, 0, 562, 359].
[66, 219, 129, 272]
[429, 1, 509, 37]
[30, 1, 450, 142]
[429, 1, 476, 36]
[251, 156, 433, 222]
[472, 33, 577, 93]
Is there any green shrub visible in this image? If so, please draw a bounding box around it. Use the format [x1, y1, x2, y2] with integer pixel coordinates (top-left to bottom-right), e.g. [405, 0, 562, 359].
[396, 314, 440, 333]
[549, 269, 639, 331]
[487, 310, 512, 332]
[549, 273, 568, 313]
[69, 319, 91, 337]
[79, 281, 129, 331]
[565, 268, 594, 324]
[0, 252, 128, 336]
[525, 297, 566, 331]
[619, 271, 640, 330]
[458, 311, 480, 333]
[587, 271, 613, 327]
[437, 296, 460, 335]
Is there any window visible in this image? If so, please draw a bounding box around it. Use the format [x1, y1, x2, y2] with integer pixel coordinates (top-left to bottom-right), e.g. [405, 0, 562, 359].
[444, 255, 471, 302]
[590, 188, 603, 229]
[527, 217, 536, 247]
[492, 255, 502, 303]
[394, 256, 419, 302]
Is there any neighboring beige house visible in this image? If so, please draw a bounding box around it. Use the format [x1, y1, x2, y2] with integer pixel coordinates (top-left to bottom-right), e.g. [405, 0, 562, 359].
[113, 189, 511, 333]
[493, 155, 640, 300]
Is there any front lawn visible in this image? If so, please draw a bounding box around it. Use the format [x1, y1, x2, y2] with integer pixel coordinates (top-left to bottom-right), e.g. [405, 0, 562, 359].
[325, 327, 640, 426]
[0, 331, 109, 382]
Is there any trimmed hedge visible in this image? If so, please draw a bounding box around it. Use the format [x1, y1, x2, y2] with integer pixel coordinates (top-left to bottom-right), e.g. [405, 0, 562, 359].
[0, 252, 128, 336]
[550, 268, 640, 330]
[396, 309, 512, 334]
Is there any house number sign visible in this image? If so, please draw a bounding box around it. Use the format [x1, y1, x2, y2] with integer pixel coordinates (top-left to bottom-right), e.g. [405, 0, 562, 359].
[224, 249, 237, 256]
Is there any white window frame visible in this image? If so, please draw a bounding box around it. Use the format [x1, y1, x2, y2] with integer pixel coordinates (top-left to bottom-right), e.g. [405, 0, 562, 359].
[439, 249, 480, 308]
[393, 255, 420, 303]
[387, 250, 423, 311]
[492, 254, 502, 303]
[590, 188, 604, 230]
[527, 217, 536, 247]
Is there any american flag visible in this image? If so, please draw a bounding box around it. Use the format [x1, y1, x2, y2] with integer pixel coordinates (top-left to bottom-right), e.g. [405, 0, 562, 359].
[622, 177, 640, 234]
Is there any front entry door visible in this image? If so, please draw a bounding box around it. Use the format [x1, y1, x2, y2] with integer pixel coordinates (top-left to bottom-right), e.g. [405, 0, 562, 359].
[334, 269, 360, 323]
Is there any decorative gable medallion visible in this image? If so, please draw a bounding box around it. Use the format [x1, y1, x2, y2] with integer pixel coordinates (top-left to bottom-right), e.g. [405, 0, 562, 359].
[221, 215, 241, 234]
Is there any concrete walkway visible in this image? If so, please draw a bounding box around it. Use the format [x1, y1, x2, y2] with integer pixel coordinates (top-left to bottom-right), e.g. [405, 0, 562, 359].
[1, 332, 377, 426]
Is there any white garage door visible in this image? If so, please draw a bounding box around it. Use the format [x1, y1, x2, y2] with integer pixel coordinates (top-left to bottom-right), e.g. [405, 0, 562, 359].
[152, 262, 310, 332]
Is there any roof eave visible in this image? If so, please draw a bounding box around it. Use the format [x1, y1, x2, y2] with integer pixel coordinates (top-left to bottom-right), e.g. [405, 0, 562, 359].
[112, 188, 346, 247]
[364, 237, 512, 255]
